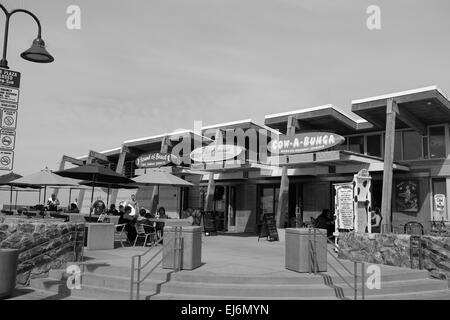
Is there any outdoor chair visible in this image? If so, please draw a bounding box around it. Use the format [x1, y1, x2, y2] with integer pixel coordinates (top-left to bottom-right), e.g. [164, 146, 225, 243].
[404, 221, 424, 235]
[114, 223, 130, 247]
[133, 223, 157, 247]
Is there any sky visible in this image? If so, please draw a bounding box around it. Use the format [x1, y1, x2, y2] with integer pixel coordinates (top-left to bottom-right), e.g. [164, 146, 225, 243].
[1, 0, 450, 177]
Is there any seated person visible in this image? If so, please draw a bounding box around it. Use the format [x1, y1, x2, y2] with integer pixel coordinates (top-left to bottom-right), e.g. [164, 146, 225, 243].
[68, 202, 79, 213]
[192, 209, 202, 226]
[314, 209, 334, 238]
[91, 198, 106, 215]
[107, 204, 119, 216]
[370, 208, 382, 233]
[182, 208, 194, 225]
[47, 194, 60, 211]
[118, 204, 137, 242]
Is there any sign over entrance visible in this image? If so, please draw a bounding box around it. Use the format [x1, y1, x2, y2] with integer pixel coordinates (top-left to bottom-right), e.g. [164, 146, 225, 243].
[190, 144, 244, 163]
[135, 152, 181, 168]
[0, 69, 20, 171]
[268, 132, 345, 155]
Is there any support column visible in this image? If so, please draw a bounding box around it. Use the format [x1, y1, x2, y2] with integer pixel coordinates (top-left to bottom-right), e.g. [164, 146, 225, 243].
[78, 156, 93, 210]
[381, 98, 397, 233]
[204, 130, 223, 212]
[109, 146, 128, 206]
[276, 116, 298, 228]
[150, 137, 170, 214]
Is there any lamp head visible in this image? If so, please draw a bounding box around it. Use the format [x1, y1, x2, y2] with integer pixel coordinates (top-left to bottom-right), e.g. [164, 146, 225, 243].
[20, 38, 54, 64]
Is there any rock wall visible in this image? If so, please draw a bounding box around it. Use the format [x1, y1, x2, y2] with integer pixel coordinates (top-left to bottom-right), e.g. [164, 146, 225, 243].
[0, 216, 84, 285]
[338, 231, 450, 280]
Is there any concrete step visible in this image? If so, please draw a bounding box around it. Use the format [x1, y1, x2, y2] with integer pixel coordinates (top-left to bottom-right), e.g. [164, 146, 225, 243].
[159, 278, 448, 298]
[366, 289, 450, 300]
[170, 268, 431, 285]
[150, 293, 340, 300]
[29, 276, 154, 300]
[50, 264, 172, 281]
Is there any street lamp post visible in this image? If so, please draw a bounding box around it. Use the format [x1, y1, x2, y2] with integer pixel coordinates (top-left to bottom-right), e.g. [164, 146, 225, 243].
[0, 4, 54, 69]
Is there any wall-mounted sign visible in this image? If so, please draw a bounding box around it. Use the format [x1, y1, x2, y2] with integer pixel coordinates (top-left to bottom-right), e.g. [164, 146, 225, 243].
[395, 180, 419, 214]
[268, 132, 345, 155]
[434, 194, 446, 212]
[135, 152, 181, 168]
[335, 184, 354, 230]
[189, 144, 244, 163]
[0, 69, 19, 171]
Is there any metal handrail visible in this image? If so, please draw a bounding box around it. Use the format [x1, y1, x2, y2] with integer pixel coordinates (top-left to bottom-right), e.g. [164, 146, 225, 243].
[130, 226, 183, 300]
[308, 227, 365, 300]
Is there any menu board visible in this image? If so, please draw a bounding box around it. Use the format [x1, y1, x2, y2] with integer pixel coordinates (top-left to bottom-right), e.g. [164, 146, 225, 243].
[336, 184, 354, 230]
[202, 211, 218, 235]
[259, 213, 279, 241]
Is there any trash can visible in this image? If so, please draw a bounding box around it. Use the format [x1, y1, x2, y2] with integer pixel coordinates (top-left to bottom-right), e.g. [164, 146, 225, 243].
[285, 228, 327, 273]
[162, 226, 202, 270]
[0, 249, 19, 299]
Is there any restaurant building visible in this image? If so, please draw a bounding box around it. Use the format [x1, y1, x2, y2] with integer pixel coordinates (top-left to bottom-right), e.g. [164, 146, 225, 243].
[66, 86, 450, 234]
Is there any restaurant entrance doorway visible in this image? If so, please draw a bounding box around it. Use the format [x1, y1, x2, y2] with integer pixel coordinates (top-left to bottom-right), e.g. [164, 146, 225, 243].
[213, 185, 236, 232]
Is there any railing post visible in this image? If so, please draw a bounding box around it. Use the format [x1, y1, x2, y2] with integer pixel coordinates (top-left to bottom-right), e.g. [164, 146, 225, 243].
[354, 261, 357, 300]
[308, 228, 311, 274]
[178, 229, 183, 272]
[137, 255, 142, 300]
[361, 262, 365, 300]
[130, 256, 135, 300]
[418, 238, 423, 270]
[313, 228, 317, 274]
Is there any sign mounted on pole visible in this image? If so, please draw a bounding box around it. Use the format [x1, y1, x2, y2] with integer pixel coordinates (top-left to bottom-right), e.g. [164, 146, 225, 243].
[334, 183, 354, 230]
[0, 69, 20, 171]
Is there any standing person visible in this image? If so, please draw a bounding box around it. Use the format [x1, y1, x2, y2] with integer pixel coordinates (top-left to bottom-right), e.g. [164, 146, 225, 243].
[47, 194, 60, 211]
[130, 194, 139, 215]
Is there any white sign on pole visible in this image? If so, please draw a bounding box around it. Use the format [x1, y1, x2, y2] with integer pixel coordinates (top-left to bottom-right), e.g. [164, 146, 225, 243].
[335, 184, 355, 230]
[0, 68, 20, 170]
[0, 150, 14, 171]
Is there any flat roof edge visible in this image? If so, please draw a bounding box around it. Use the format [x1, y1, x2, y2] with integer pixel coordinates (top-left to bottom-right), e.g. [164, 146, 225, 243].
[351, 85, 444, 105]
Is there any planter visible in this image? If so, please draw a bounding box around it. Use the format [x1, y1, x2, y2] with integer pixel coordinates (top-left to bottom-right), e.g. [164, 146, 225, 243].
[0, 249, 19, 299]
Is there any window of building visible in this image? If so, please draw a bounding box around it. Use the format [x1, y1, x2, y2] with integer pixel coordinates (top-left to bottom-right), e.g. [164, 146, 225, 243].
[366, 134, 382, 157]
[348, 136, 364, 154]
[429, 126, 446, 159]
[402, 130, 423, 160]
[391, 132, 402, 161]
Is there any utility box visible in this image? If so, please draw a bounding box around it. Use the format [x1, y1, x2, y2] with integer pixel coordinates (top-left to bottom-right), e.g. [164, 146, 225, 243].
[162, 226, 202, 270]
[285, 228, 327, 273]
[85, 223, 114, 250]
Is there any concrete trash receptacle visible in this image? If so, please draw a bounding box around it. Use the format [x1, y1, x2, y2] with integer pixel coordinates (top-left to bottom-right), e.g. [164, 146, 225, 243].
[0, 249, 19, 298]
[285, 228, 327, 273]
[162, 226, 202, 270]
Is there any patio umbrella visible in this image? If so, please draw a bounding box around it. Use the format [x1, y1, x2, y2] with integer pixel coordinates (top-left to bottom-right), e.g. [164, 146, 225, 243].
[78, 180, 139, 207]
[10, 169, 81, 208]
[0, 172, 41, 210]
[132, 171, 194, 215]
[54, 164, 134, 216]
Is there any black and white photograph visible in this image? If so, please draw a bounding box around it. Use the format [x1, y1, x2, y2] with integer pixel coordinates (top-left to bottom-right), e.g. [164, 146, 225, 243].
[0, 0, 449, 309]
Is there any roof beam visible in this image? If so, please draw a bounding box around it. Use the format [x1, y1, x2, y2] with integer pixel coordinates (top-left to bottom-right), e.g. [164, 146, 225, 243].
[394, 103, 427, 135]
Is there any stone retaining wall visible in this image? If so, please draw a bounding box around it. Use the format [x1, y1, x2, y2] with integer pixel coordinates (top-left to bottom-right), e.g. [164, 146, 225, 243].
[338, 231, 450, 280]
[0, 217, 84, 285]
